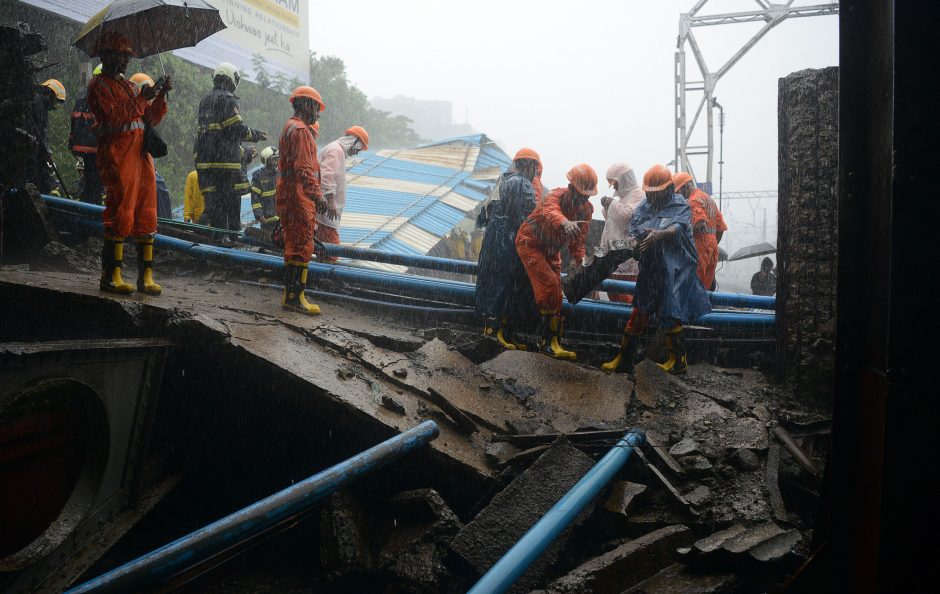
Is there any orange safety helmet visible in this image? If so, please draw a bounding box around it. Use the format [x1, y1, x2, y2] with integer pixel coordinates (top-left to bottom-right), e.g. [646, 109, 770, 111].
[513, 147, 542, 167]
[41, 79, 66, 102]
[345, 125, 369, 150]
[289, 86, 326, 111]
[642, 164, 674, 192]
[672, 171, 693, 191]
[310, 121, 320, 138]
[129, 72, 154, 89]
[566, 163, 599, 196]
[93, 32, 133, 56]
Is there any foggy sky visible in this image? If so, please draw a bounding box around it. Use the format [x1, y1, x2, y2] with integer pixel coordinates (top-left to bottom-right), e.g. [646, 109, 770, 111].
[309, 0, 837, 282]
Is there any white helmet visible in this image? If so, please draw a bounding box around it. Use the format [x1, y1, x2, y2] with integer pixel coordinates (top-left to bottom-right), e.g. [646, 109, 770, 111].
[214, 62, 240, 88]
[260, 146, 278, 162]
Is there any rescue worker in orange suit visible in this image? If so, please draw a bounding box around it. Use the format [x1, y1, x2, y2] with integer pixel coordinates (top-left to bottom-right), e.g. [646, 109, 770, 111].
[674, 172, 727, 291]
[70, 67, 103, 204]
[251, 146, 280, 239]
[26, 79, 66, 194]
[316, 125, 369, 263]
[87, 32, 172, 296]
[601, 165, 711, 374]
[515, 164, 597, 361]
[194, 62, 267, 231]
[275, 86, 326, 315]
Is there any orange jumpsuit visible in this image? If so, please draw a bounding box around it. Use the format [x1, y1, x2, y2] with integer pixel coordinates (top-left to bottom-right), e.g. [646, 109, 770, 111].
[87, 74, 167, 238]
[275, 116, 321, 263]
[688, 188, 727, 291]
[515, 187, 593, 312]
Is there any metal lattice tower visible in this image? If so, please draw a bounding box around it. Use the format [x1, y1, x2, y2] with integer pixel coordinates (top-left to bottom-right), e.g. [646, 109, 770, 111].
[674, 1, 838, 185]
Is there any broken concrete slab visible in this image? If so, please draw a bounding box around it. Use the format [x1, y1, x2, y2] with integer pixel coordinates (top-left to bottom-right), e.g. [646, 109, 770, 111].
[480, 350, 631, 433]
[643, 431, 686, 478]
[377, 488, 463, 593]
[684, 485, 712, 507]
[485, 441, 517, 468]
[669, 437, 702, 457]
[542, 525, 694, 594]
[604, 481, 648, 517]
[633, 448, 694, 515]
[729, 448, 761, 472]
[633, 360, 685, 407]
[679, 455, 713, 477]
[449, 438, 596, 592]
[622, 562, 738, 593]
[681, 522, 802, 569]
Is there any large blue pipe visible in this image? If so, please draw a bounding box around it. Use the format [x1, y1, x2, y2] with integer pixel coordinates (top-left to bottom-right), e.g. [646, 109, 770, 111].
[66, 421, 440, 594]
[468, 430, 646, 594]
[41, 196, 774, 329]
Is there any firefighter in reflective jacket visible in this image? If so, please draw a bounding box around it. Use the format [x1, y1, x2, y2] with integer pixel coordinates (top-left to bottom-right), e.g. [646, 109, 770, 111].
[70, 66, 103, 204]
[251, 146, 279, 237]
[194, 62, 267, 230]
[275, 86, 326, 315]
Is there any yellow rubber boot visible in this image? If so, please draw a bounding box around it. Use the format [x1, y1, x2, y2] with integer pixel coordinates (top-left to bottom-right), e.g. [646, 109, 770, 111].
[601, 333, 637, 373]
[100, 236, 135, 294]
[136, 238, 162, 296]
[656, 325, 688, 374]
[282, 262, 321, 315]
[539, 313, 576, 361]
[496, 316, 527, 351]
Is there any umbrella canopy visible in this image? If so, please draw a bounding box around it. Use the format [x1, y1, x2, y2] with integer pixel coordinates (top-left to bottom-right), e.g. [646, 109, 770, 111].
[718, 246, 728, 262]
[729, 241, 776, 262]
[74, 0, 225, 59]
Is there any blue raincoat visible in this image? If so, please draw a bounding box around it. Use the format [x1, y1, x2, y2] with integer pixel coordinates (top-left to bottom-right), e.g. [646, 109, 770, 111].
[630, 193, 712, 325]
[475, 172, 538, 325]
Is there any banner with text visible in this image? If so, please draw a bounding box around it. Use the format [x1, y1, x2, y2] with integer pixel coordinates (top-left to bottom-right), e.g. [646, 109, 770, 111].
[20, 0, 310, 83]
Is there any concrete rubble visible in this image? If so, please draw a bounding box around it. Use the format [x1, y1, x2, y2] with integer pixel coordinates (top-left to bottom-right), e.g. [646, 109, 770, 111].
[0, 234, 829, 592]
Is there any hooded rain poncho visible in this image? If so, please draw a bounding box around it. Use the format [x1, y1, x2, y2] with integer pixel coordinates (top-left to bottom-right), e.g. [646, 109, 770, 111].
[630, 193, 711, 325]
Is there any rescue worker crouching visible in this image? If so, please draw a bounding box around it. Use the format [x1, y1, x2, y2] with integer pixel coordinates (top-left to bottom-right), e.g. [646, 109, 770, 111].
[515, 164, 597, 361]
[251, 146, 280, 239]
[86, 32, 173, 296]
[275, 86, 326, 315]
[194, 62, 267, 231]
[316, 125, 369, 262]
[601, 165, 711, 375]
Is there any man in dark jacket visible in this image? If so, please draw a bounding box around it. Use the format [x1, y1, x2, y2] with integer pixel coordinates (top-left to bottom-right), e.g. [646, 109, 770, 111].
[476, 148, 542, 350]
[194, 62, 266, 231]
[601, 164, 711, 374]
[70, 68, 103, 204]
[26, 79, 66, 194]
[251, 146, 279, 238]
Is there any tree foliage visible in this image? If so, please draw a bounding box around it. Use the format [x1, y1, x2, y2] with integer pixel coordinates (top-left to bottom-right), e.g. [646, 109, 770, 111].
[2, 3, 425, 207]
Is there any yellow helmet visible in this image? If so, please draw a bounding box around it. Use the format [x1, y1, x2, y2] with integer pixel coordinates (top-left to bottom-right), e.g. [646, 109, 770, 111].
[41, 79, 66, 102]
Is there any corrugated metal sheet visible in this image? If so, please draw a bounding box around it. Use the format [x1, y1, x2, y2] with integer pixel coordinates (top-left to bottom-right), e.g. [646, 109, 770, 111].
[340, 134, 510, 265]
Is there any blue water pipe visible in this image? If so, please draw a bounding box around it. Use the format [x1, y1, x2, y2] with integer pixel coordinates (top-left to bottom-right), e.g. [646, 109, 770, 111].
[468, 430, 646, 594]
[40, 196, 775, 329]
[65, 421, 440, 594]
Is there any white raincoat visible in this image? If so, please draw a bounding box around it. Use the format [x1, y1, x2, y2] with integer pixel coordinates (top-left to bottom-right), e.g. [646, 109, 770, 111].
[317, 135, 359, 229]
[599, 163, 646, 276]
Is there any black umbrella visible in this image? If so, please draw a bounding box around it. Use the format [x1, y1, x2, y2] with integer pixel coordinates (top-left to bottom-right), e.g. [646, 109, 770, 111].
[729, 241, 776, 262]
[74, 0, 225, 59]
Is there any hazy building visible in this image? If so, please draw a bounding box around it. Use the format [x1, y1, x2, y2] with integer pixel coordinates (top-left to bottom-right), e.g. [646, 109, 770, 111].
[371, 95, 476, 141]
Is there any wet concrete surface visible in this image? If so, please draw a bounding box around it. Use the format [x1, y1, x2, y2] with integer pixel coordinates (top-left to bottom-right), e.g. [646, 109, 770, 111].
[0, 252, 826, 592]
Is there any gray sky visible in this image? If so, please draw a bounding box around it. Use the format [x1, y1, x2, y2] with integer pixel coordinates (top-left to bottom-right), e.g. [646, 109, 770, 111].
[309, 0, 837, 287]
